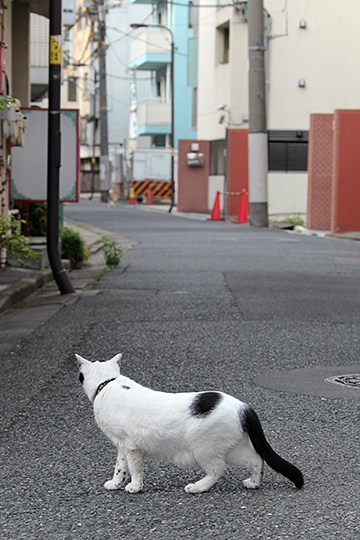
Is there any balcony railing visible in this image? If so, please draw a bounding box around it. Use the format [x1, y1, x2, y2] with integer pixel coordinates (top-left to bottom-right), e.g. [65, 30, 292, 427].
[129, 29, 171, 70]
[137, 98, 171, 134]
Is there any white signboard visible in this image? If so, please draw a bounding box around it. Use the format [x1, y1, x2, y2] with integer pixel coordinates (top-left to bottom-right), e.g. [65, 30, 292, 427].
[11, 108, 79, 202]
[63, 0, 76, 27]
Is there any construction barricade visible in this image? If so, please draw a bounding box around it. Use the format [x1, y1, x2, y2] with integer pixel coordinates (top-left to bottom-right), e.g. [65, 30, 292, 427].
[130, 180, 172, 204]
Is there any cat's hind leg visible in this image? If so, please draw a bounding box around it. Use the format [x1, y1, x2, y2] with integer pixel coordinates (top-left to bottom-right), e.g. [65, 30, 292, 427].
[242, 456, 264, 490]
[124, 449, 144, 494]
[184, 457, 226, 494]
[104, 447, 130, 490]
[227, 440, 264, 489]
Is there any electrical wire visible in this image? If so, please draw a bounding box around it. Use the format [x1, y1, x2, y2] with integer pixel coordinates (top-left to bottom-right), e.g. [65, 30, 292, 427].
[170, 0, 235, 7]
[106, 0, 236, 8]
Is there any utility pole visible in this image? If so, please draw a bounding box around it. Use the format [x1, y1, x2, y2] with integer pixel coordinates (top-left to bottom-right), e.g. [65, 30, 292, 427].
[96, 0, 110, 202]
[89, 71, 98, 200]
[248, 0, 269, 227]
[168, 37, 175, 213]
[47, 0, 75, 294]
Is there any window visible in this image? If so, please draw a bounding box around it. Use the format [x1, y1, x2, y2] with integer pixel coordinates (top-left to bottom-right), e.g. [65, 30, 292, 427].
[155, 75, 166, 100]
[68, 77, 77, 102]
[156, 79, 161, 98]
[152, 135, 166, 147]
[156, 3, 167, 26]
[192, 87, 197, 130]
[187, 36, 198, 87]
[210, 139, 226, 175]
[83, 73, 89, 101]
[216, 23, 230, 65]
[80, 117, 88, 145]
[268, 131, 308, 172]
[188, 1, 199, 32]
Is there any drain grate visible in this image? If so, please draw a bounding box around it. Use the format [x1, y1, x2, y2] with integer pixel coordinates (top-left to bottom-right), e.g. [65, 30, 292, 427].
[325, 374, 360, 389]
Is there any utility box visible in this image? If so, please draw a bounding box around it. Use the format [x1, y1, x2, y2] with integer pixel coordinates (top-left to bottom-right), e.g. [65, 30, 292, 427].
[187, 152, 204, 167]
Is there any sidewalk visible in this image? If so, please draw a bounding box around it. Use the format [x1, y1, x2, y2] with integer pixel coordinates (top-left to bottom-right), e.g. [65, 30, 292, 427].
[0, 218, 134, 314]
[0, 203, 209, 314]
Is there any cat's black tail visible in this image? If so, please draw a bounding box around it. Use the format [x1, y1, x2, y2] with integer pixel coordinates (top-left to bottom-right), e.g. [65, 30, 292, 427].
[242, 406, 304, 489]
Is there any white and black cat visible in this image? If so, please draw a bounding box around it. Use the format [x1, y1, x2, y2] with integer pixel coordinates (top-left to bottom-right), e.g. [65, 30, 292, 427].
[76, 353, 304, 494]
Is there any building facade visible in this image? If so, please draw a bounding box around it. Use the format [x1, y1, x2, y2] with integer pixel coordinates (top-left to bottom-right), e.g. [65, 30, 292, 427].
[196, 0, 360, 219]
[129, 0, 197, 148]
[0, 0, 49, 222]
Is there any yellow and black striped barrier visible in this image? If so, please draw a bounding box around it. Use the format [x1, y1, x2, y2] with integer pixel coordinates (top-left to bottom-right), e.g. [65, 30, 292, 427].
[131, 180, 173, 202]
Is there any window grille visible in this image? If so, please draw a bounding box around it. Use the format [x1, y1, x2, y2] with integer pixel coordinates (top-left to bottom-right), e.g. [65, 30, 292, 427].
[268, 130, 308, 172]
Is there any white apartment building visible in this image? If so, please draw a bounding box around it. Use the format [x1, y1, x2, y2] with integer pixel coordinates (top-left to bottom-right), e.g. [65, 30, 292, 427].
[197, 0, 360, 219]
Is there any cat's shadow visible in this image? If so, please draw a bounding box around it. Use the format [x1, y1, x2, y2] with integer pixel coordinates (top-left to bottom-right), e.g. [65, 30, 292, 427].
[101, 462, 295, 496]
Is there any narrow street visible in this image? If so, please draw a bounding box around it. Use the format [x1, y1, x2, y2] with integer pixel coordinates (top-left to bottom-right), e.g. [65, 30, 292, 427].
[1, 200, 359, 539]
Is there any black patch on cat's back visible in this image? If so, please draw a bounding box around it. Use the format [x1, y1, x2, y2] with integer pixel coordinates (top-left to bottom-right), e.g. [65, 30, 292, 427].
[79, 372, 84, 385]
[190, 392, 222, 417]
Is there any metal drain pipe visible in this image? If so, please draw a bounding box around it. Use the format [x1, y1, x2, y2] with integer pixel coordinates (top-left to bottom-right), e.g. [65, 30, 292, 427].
[47, 0, 75, 295]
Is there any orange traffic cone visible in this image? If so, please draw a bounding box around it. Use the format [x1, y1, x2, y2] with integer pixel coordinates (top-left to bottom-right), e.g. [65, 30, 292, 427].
[146, 187, 153, 205]
[236, 189, 248, 223]
[210, 191, 221, 221]
[128, 187, 136, 205]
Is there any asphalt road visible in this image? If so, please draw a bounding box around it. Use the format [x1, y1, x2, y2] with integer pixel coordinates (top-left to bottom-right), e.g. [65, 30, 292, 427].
[1, 200, 359, 539]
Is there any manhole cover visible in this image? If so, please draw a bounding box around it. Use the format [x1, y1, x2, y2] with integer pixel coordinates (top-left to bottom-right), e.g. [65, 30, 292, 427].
[325, 374, 360, 388]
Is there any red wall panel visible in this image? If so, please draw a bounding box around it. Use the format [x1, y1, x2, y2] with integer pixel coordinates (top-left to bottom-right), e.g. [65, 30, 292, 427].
[307, 114, 334, 230]
[331, 110, 360, 232]
[226, 129, 249, 217]
[177, 140, 210, 213]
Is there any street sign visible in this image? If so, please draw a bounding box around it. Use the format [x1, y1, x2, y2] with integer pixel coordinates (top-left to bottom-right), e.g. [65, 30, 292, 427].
[11, 108, 79, 202]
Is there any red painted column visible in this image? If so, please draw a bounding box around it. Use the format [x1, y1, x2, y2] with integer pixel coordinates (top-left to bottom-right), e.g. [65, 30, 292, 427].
[331, 110, 360, 232]
[226, 129, 248, 217]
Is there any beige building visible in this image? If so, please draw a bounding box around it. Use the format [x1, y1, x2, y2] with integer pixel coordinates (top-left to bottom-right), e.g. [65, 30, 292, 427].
[0, 1, 49, 219]
[197, 0, 360, 219]
[30, 4, 94, 188]
[0, 1, 91, 223]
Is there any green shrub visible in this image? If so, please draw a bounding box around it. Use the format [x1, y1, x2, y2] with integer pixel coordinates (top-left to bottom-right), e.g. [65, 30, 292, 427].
[271, 217, 305, 228]
[99, 236, 122, 269]
[0, 96, 16, 111]
[60, 227, 89, 269]
[29, 202, 47, 236]
[281, 217, 305, 227]
[0, 215, 39, 267]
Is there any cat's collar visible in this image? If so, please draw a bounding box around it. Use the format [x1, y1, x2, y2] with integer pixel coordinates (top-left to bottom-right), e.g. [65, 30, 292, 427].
[93, 378, 116, 401]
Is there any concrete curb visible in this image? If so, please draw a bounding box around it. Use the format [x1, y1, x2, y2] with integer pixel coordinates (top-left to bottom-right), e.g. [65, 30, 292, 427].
[0, 221, 100, 315]
[0, 269, 54, 313]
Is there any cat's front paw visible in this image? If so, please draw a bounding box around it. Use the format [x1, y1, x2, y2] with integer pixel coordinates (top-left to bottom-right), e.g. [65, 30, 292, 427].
[184, 483, 201, 494]
[243, 478, 260, 489]
[104, 480, 122, 490]
[125, 481, 143, 494]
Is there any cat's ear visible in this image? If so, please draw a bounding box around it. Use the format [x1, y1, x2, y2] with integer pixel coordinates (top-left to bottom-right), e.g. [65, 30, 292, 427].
[75, 354, 90, 367]
[109, 353, 122, 367]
